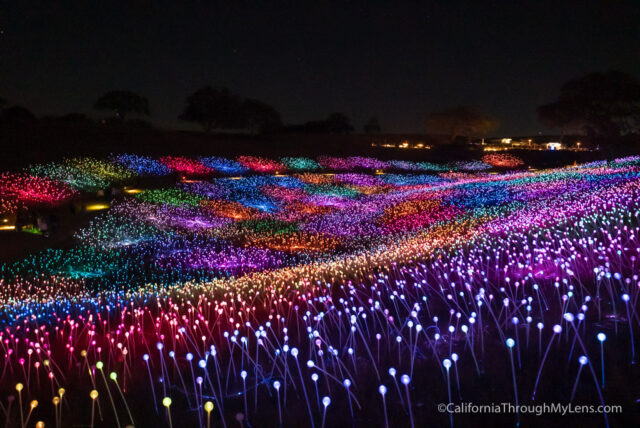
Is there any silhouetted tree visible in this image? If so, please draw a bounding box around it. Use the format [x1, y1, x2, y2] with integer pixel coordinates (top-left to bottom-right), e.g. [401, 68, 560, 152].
[94, 90, 149, 120]
[364, 117, 381, 134]
[2, 105, 36, 122]
[42, 113, 94, 125]
[57, 113, 94, 124]
[241, 98, 283, 134]
[326, 113, 354, 134]
[179, 86, 244, 132]
[538, 71, 640, 143]
[426, 106, 498, 143]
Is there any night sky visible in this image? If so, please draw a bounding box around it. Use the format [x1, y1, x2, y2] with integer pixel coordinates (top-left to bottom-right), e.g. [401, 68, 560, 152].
[1, 1, 639, 135]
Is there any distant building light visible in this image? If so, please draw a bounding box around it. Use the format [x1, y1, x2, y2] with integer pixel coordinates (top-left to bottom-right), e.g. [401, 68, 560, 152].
[501, 138, 512, 144]
[547, 142, 562, 151]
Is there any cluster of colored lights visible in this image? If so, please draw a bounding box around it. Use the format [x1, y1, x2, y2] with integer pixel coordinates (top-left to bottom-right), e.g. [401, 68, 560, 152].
[317, 155, 354, 170]
[30, 157, 135, 191]
[281, 157, 321, 171]
[237, 156, 286, 173]
[159, 156, 212, 175]
[17, 154, 530, 202]
[135, 188, 204, 207]
[111, 154, 172, 176]
[0, 155, 638, 426]
[199, 156, 249, 175]
[482, 153, 525, 168]
[0, 173, 76, 208]
[451, 160, 492, 171]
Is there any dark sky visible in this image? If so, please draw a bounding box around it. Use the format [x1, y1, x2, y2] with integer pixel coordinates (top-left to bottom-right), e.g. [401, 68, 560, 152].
[1, 1, 639, 135]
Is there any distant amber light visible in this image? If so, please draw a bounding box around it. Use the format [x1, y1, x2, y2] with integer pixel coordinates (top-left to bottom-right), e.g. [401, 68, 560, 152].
[85, 203, 110, 212]
[124, 188, 144, 194]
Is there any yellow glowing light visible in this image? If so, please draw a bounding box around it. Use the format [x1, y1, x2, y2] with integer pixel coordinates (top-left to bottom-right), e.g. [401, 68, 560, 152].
[85, 203, 110, 212]
[124, 188, 144, 194]
[0, 225, 16, 231]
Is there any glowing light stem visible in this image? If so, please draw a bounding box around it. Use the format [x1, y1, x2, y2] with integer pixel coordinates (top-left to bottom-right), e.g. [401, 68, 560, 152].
[506, 338, 519, 427]
[565, 317, 609, 428]
[379, 385, 389, 428]
[90, 397, 96, 428]
[143, 355, 158, 413]
[22, 403, 35, 428]
[110, 374, 135, 426]
[274, 381, 283, 428]
[241, 370, 249, 426]
[623, 296, 635, 362]
[532, 327, 559, 400]
[17, 386, 24, 428]
[597, 333, 606, 388]
[292, 349, 315, 428]
[570, 357, 587, 402]
[170, 354, 191, 407]
[401, 375, 415, 428]
[442, 359, 454, 428]
[320, 397, 330, 428]
[97, 364, 121, 428]
[355, 326, 381, 382]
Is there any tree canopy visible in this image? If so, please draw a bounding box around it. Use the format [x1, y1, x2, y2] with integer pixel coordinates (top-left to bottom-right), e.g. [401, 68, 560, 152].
[325, 113, 354, 134]
[240, 98, 283, 134]
[2, 105, 36, 122]
[537, 71, 640, 142]
[364, 117, 381, 134]
[179, 86, 282, 134]
[426, 106, 498, 142]
[94, 90, 149, 120]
